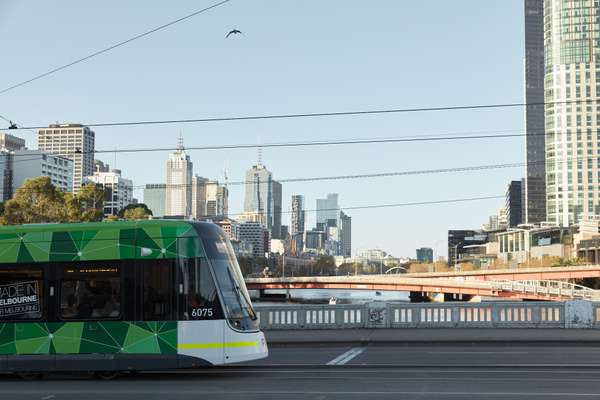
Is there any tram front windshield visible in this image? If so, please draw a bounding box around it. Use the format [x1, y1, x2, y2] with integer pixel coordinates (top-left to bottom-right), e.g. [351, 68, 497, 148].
[199, 228, 258, 331]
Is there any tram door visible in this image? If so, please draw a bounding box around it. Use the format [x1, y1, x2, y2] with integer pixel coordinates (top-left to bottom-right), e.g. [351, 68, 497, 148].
[176, 238, 224, 365]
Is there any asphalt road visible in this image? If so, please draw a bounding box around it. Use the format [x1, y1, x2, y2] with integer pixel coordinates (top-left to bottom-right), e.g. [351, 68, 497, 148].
[3, 344, 600, 399]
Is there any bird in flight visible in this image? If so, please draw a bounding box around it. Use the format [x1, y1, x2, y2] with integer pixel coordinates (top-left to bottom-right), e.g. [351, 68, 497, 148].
[226, 29, 243, 38]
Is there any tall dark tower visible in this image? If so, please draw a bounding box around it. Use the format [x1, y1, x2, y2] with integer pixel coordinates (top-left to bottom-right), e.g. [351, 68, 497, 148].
[523, 0, 545, 224]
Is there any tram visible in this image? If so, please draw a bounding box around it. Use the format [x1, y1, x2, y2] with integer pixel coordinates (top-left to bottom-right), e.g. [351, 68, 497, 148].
[0, 220, 267, 377]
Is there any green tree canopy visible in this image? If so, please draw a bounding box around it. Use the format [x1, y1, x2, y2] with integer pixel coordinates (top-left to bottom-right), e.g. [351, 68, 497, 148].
[69, 183, 105, 222]
[0, 178, 105, 225]
[314, 255, 336, 276]
[1, 177, 68, 224]
[118, 203, 153, 218]
[123, 206, 152, 220]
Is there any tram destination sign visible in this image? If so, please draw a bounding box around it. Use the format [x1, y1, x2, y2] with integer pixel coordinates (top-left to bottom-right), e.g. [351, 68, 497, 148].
[0, 281, 40, 317]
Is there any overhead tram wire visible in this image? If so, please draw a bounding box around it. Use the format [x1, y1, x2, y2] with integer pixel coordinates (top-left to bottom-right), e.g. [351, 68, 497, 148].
[0, 158, 533, 195]
[5, 124, 581, 160]
[112, 153, 582, 192]
[2, 126, 557, 159]
[10, 98, 600, 131]
[206, 195, 506, 220]
[6, 151, 588, 194]
[0, 0, 232, 96]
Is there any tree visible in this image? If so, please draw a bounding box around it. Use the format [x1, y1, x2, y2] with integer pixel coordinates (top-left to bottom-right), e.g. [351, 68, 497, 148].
[1, 178, 107, 225]
[314, 255, 336, 276]
[123, 206, 152, 220]
[118, 203, 153, 219]
[1, 177, 68, 224]
[71, 183, 105, 222]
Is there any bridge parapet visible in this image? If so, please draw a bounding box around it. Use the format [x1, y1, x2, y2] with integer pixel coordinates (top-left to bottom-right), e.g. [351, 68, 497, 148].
[490, 280, 600, 300]
[254, 300, 600, 330]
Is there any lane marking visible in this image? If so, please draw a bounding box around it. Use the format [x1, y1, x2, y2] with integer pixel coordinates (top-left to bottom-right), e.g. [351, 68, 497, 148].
[327, 347, 367, 365]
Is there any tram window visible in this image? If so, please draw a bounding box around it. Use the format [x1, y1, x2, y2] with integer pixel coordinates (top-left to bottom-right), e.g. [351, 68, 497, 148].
[0, 268, 43, 320]
[178, 257, 221, 320]
[143, 260, 173, 320]
[60, 266, 121, 320]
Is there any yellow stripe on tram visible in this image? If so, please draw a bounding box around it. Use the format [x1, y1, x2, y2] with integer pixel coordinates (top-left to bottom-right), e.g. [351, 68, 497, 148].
[178, 341, 259, 350]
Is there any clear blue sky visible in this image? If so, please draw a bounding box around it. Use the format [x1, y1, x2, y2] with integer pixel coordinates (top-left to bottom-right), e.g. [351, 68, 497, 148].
[0, 0, 525, 258]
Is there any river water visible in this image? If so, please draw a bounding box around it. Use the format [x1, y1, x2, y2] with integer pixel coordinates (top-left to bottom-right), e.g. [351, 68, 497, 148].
[250, 289, 410, 305]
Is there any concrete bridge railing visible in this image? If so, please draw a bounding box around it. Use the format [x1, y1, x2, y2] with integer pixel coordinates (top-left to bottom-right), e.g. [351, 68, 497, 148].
[254, 300, 600, 330]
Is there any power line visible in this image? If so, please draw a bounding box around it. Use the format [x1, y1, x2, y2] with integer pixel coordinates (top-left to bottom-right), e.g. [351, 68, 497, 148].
[214, 195, 506, 219]
[125, 154, 586, 192]
[0, 0, 232, 96]
[4, 150, 597, 194]
[1, 127, 552, 158]
[9, 98, 597, 131]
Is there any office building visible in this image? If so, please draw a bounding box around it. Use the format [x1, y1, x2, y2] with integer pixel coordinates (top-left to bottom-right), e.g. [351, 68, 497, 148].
[216, 218, 239, 241]
[485, 207, 509, 231]
[11, 150, 73, 194]
[416, 247, 434, 263]
[316, 193, 339, 226]
[165, 136, 192, 217]
[339, 211, 352, 257]
[0, 150, 11, 201]
[191, 175, 208, 219]
[447, 230, 488, 267]
[94, 159, 110, 173]
[524, 0, 546, 223]
[497, 225, 572, 264]
[143, 184, 166, 217]
[506, 180, 523, 228]
[272, 180, 282, 238]
[243, 160, 275, 231]
[238, 221, 269, 257]
[0, 133, 25, 151]
[37, 123, 95, 193]
[280, 225, 289, 239]
[304, 229, 326, 253]
[544, 0, 600, 226]
[190, 174, 229, 220]
[290, 195, 305, 236]
[205, 181, 228, 219]
[84, 168, 133, 216]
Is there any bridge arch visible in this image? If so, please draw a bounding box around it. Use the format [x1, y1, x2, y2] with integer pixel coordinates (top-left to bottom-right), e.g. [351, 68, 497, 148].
[385, 266, 407, 274]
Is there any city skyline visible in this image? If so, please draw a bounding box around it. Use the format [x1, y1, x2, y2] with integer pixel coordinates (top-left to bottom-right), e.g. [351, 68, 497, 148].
[0, 1, 528, 257]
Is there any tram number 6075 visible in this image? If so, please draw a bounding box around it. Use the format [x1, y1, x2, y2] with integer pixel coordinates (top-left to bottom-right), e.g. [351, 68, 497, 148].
[191, 308, 213, 318]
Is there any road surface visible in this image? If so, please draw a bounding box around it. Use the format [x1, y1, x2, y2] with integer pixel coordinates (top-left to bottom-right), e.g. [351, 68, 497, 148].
[3, 344, 600, 399]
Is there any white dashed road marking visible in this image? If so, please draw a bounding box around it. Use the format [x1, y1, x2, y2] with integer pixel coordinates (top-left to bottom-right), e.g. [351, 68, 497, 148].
[326, 347, 367, 365]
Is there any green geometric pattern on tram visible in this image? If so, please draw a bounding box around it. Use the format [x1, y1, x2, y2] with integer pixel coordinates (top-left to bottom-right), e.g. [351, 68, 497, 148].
[0, 321, 177, 355]
[0, 220, 201, 264]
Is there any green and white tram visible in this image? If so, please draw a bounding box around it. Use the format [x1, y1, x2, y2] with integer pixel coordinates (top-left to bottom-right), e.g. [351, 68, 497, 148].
[0, 220, 267, 375]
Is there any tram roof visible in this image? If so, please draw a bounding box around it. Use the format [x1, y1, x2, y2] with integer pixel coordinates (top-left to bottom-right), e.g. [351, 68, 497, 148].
[0, 219, 200, 233]
[0, 220, 214, 264]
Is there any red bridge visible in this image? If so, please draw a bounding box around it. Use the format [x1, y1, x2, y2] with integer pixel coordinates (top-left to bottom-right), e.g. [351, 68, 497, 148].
[403, 265, 600, 281]
[246, 267, 600, 301]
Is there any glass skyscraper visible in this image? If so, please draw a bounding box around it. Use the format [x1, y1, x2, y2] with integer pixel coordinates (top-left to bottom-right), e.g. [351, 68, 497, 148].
[524, 0, 546, 224]
[316, 193, 340, 225]
[544, 0, 600, 226]
[144, 184, 166, 217]
[243, 162, 280, 236]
